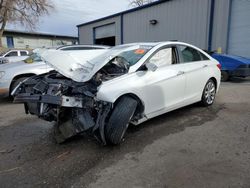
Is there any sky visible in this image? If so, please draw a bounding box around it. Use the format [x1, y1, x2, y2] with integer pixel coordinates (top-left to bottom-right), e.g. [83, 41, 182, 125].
[7, 0, 131, 37]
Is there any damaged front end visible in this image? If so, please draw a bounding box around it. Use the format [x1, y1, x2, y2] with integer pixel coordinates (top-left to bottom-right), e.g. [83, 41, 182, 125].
[13, 44, 152, 145]
[13, 71, 112, 144]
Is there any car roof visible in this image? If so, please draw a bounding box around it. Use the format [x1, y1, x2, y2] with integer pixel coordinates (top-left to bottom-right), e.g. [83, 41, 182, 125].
[115, 41, 200, 48]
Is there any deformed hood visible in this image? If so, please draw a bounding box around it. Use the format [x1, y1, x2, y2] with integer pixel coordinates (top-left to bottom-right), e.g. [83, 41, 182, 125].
[39, 49, 108, 82]
[39, 44, 154, 83]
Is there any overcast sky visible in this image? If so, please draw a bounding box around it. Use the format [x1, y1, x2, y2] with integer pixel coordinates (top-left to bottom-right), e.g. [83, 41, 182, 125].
[7, 0, 130, 37]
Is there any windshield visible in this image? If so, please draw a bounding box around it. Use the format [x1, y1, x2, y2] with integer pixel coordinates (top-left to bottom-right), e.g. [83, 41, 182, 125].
[24, 53, 42, 63]
[90, 44, 153, 67]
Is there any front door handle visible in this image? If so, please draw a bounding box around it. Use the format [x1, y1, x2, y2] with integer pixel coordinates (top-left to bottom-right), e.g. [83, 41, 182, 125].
[177, 71, 185, 76]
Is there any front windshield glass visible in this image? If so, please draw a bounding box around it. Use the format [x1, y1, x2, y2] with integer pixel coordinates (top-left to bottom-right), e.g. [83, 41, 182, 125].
[24, 53, 42, 63]
[90, 44, 154, 67]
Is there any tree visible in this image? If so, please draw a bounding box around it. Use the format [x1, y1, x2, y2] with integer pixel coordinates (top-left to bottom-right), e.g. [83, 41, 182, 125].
[0, 0, 54, 47]
[129, 0, 157, 7]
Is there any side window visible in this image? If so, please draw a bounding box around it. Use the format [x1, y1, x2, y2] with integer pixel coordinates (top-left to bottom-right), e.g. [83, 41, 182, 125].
[5, 51, 18, 57]
[148, 48, 172, 67]
[20, 51, 28, 56]
[178, 45, 205, 63]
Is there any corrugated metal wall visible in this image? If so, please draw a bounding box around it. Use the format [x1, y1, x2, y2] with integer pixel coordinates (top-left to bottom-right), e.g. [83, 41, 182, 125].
[211, 0, 230, 53]
[123, 0, 210, 49]
[78, 0, 231, 51]
[227, 0, 250, 58]
[78, 16, 121, 45]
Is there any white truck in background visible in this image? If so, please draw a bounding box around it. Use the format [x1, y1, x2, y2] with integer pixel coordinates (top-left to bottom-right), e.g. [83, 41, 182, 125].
[0, 49, 30, 64]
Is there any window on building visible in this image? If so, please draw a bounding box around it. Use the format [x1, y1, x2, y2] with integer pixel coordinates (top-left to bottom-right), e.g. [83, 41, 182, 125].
[6, 36, 14, 48]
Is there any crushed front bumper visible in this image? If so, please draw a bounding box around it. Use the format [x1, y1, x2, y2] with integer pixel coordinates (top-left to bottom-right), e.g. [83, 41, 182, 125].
[14, 92, 112, 145]
[14, 93, 84, 108]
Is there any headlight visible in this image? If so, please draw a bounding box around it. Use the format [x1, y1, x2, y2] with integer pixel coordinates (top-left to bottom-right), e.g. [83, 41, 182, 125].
[0, 71, 5, 79]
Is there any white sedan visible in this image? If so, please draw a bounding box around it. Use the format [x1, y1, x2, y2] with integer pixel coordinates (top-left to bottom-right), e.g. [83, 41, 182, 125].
[13, 41, 221, 145]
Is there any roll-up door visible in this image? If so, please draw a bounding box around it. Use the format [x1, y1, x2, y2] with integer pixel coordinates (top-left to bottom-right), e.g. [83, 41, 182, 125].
[227, 0, 250, 58]
[94, 23, 116, 46]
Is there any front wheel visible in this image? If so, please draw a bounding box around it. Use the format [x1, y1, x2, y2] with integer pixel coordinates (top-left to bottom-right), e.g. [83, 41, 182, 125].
[201, 79, 216, 106]
[105, 96, 137, 145]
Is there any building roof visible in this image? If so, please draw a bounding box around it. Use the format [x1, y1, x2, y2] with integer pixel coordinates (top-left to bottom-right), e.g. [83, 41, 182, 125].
[77, 0, 171, 27]
[3, 30, 78, 39]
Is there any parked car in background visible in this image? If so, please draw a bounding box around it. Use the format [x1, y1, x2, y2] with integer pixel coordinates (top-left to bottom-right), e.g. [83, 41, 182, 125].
[211, 53, 250, 81]
[0, 45, 108, 98]
[57, 44, 110, 51]
[0, 49, 29, 64]
[13, 42, 221, 145]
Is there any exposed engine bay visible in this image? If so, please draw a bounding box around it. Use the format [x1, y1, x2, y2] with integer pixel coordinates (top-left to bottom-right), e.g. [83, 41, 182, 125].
[13, 58, 129, 144]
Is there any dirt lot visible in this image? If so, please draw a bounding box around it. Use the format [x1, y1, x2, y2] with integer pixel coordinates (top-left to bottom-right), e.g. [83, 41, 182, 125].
[0, 78, 250, 188]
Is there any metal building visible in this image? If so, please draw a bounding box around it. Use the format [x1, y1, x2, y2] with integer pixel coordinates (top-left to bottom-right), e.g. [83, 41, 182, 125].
[2, 30, 78, 49]
[77, 0, 250, 58]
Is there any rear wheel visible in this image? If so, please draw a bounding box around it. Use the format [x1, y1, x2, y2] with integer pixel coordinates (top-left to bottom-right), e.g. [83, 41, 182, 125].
[105, 96, 137, 145]
[221, 71, 229, 82]
[201, 79, 216, 106]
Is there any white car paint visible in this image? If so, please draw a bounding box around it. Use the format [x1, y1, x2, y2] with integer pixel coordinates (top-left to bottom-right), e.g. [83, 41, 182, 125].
[95, 42, 221, 124]
[20, 41, 220, 125]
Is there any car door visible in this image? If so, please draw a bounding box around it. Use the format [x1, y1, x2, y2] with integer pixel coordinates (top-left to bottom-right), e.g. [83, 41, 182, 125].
[176, 45, 211, 103]
[140, 46, 186, 118]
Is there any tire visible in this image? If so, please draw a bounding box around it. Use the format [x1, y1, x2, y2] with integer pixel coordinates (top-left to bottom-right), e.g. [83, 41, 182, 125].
[105, 96, 137, 145]
[10, 77, 28, 96]
[221, 71, 229, 82]
[201, 79, 216, 106]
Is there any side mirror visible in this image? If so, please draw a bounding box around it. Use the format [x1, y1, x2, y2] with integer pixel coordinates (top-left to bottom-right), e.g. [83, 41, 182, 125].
[146, 62, 158, 72]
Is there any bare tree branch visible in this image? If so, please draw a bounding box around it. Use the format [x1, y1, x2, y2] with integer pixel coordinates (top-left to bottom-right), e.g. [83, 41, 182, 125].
[0, 0, 54, 47]
[129, 0, 157, 7]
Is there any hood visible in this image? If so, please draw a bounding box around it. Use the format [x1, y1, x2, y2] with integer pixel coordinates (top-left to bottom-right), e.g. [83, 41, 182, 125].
[39, 49, 108, 82]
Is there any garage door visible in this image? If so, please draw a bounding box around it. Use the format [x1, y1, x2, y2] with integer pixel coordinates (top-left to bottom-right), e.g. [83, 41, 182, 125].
[94, 23, 116, 46]
[227, 0, 250, 58]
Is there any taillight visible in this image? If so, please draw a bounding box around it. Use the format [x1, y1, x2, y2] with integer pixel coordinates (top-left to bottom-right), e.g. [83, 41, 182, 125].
[217, 64, 221, 70]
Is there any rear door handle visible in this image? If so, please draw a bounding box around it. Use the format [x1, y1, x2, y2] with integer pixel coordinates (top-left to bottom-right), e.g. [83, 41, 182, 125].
[177, 71, 185, 76]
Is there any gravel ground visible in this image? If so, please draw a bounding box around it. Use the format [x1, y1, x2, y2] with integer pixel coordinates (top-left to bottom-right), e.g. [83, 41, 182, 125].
[0, 78, 250, 188]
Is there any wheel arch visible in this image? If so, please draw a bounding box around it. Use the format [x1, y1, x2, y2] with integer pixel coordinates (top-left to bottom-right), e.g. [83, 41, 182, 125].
[209, 77, 218, 90]
[113, 93, 145, 119]
[9, 73, 36, 95]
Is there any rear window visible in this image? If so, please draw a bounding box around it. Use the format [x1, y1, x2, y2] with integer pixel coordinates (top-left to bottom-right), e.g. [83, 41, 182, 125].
[179, 45, 209, 63]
